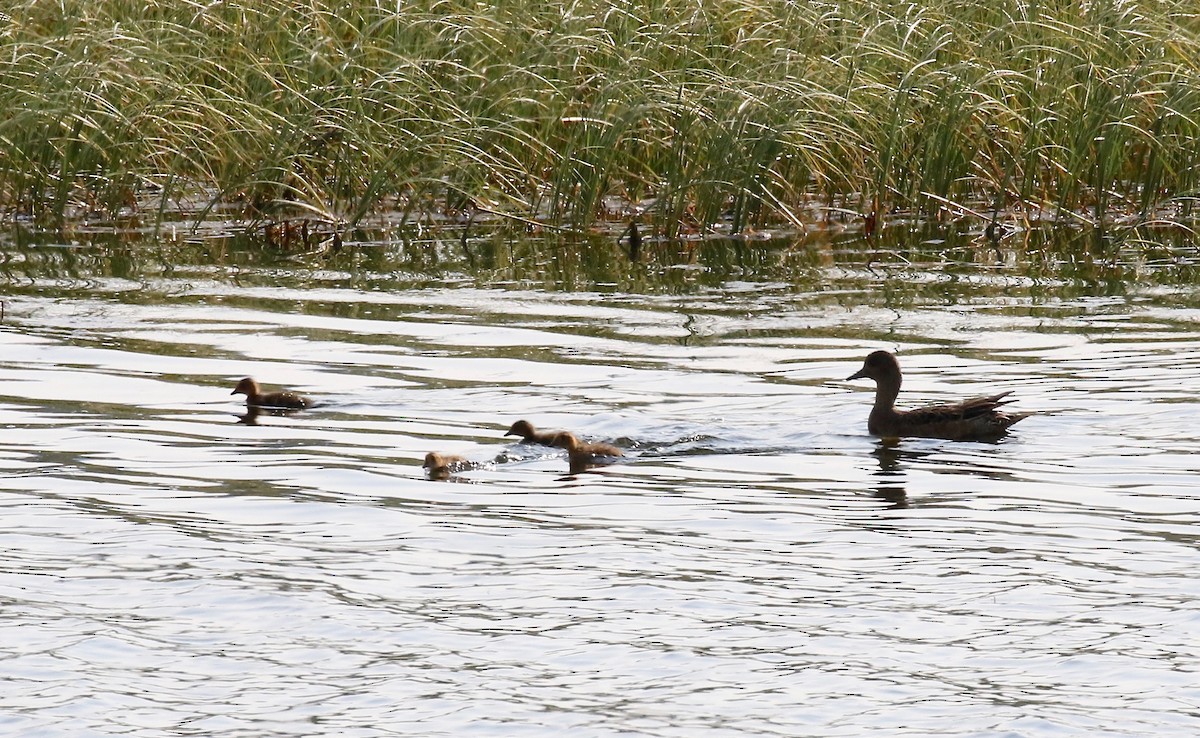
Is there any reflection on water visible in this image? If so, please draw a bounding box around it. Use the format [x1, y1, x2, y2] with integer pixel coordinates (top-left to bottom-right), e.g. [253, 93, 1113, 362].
[869, 441, 911, 509]
[2, 222, 1200, 736]
[4, 218, 1198, 302]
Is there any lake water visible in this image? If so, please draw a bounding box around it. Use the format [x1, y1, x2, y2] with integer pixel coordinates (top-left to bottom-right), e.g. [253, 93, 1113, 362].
[1, 222, 1198, 736]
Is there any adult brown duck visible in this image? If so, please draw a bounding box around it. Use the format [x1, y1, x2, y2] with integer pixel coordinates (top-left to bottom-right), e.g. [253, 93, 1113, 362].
[422, 452, 470, 480]
[504, 419, 561, 446]
[230, 377, 311, 410]
[847, 350, 1030, 441]
[550, 431, 624, 474]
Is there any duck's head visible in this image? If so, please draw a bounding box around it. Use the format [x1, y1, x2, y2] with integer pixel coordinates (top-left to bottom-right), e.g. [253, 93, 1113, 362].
[231, 377, 258, 396]
[847, 350, 900, 383]
[550, 431, 580, 451]
[505, 419, 535, 438]
[422, 452, 444, 469]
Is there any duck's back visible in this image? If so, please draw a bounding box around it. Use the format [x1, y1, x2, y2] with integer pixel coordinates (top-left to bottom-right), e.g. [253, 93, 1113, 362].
[257, 390, 310, 410]
[872, 392, 1029, 441]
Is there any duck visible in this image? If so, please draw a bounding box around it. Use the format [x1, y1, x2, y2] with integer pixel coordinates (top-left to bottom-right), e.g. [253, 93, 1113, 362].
[550, 431, 624, 474]
[504, 419, 561, 446]
[230, 377, 310, 410]
[422, 451, 470, 480]
[847, 350, 1030, 441]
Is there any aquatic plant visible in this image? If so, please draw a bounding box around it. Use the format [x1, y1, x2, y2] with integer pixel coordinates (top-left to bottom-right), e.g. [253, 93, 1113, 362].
[0, 0, 1197, 234]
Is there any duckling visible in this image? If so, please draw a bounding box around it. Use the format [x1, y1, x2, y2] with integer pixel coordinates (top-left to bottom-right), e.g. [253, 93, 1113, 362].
[422, 452, 471, 480]
[550, 431, 624, 474]
[847, 350, 1030, 441]
[230, 377, 310, 410]
[504, 419, 561, 446]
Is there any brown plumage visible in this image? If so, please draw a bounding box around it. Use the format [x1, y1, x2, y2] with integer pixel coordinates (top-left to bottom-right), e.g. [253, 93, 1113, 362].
[847, 350, 1030, 441]
[504, 419, 560, 446]
[550, 431, 624, 474]
[230, 377, 310, 410]
[422, 452, 470, 479]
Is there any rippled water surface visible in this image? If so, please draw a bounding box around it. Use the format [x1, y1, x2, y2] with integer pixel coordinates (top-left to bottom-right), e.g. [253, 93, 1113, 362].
[2, 224, 1199, 736]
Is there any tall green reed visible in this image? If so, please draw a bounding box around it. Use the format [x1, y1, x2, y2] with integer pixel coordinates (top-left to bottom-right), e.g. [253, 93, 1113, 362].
[0, 0, 1196, 234]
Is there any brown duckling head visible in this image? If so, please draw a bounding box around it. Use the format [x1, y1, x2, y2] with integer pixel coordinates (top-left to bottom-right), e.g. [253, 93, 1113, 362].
[231, 377, 260, 397]
[550, 431, 580, 451]
[847, 350, 901, 383]
[505, 419, 536, 439]
[422, 452, 447, 470]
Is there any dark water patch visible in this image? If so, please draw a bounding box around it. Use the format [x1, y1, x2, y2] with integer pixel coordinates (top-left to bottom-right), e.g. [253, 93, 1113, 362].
[5, 220, 1200, 304]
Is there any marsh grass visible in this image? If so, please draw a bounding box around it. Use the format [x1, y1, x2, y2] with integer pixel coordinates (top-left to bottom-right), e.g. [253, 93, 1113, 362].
[0, 0, 1197, 235]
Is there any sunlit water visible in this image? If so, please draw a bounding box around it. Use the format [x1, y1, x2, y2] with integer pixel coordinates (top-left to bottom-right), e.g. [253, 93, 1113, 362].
[1, 225, 1198, 736]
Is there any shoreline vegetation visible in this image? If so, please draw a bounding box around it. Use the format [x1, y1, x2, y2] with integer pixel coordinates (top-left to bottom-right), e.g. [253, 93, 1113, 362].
[0, 1, 1197, 237]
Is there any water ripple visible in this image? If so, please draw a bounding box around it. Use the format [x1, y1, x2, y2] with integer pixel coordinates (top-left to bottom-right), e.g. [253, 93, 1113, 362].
[2, 271, 1199, 736]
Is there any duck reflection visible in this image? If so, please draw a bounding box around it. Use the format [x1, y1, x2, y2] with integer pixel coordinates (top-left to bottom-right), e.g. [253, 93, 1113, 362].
[235, 406, 307, 425]
[869, 440, 912, 509]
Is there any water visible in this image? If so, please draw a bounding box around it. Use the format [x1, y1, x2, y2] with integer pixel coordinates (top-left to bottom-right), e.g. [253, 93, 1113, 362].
[1, 224, 1198, 736]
